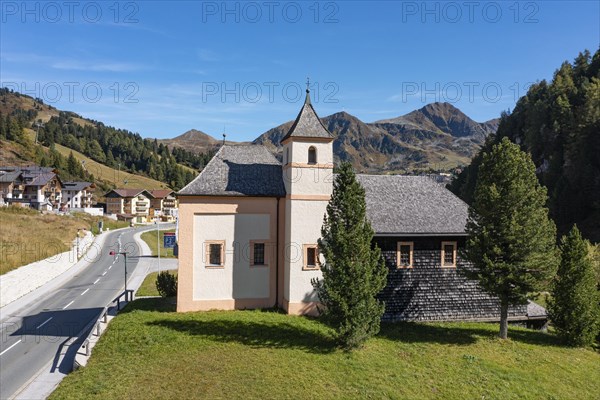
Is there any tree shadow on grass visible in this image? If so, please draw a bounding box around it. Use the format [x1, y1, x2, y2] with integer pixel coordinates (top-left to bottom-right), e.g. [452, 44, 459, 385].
[147, 317, 337, 354]
[379, 321, 564, 347]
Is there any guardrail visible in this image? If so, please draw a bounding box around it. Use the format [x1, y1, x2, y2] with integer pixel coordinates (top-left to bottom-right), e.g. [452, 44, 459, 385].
[79, 289, 134, 358]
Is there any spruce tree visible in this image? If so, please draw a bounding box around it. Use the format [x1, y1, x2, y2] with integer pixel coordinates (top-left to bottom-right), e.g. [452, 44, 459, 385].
[463, 137, 559, 339]
[549, 225, 600, 346]
[312, 162, 388, 350]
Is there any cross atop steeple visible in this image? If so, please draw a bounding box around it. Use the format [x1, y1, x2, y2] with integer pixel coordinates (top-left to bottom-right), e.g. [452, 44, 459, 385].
[304, 77, 311, 105]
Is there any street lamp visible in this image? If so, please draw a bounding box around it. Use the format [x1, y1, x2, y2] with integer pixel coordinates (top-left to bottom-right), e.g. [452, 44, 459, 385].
[109, 250, 129, 293]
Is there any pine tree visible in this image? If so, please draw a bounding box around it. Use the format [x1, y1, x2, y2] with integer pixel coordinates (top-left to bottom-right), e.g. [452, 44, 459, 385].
[463, 137, 559, 339]
[548, 225, 600, 346]
[312, 162, 388, 350]
[67, 151, 81, 176]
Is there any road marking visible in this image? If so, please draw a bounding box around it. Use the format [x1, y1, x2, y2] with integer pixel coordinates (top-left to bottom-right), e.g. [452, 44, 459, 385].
[0, 339, 22, 356]
[81, 288, 90, 296]
[102, 271, 107, 276]
[93, 278, 100, 285]
[36, 317, 53, 329]
[62, 301, 74, 310]
[108, 265, 112, 269]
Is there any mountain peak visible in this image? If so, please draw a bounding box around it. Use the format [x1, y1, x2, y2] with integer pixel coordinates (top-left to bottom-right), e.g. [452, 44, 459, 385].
[375, 102, 487, 139]
[173, 129, 218, 142]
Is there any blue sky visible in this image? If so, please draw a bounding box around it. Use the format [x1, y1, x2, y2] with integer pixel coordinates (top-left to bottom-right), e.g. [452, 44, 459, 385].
[1, 1, 598, 141]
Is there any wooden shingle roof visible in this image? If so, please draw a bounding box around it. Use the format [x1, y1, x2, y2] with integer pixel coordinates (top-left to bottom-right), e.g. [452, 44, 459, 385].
[178, 145, 285, 197]
[356, 174, 469, 235]
[280, 90, 334, 143]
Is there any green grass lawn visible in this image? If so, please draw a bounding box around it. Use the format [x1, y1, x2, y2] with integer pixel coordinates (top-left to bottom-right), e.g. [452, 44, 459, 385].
[51, 298, 600, 400]
[136, 271, 178, 297]
[141, 228, 176, 258]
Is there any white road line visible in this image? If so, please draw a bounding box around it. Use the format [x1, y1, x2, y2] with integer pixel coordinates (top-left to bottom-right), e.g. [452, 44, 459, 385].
[108, 265, 112, 269]
[36, 317, 53, 330]
[62, 301, 74, 310]
[93, 278, 100, 285]
[81, 288, 90, 296]
[0, 339, 22, 356]
[102, 271, 107, 276]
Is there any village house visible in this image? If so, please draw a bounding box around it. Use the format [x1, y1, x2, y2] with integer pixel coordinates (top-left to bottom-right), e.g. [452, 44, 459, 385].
[176, 90, 541, 323]
[0, 170, 23, 201]
[105, 188, 153, 223]
[0, 166, 62, 210]
[149, 189, 178, 221]
[61, 181, 95, 209]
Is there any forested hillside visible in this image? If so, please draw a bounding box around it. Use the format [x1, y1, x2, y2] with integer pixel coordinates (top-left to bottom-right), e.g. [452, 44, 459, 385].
[449, 49, 600, 242]
[0, 88, 210, 190]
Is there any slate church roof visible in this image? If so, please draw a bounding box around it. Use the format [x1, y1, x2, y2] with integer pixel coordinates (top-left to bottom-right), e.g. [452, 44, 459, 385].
[178, 144, 286, 197]
[280, 89, 334, 142]
[357, 174, 469, 235]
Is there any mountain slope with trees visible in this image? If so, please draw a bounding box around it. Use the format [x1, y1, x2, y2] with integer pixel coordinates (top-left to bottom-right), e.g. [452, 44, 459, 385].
[449, 49, 600, 242]
[0, 88, 210, 191]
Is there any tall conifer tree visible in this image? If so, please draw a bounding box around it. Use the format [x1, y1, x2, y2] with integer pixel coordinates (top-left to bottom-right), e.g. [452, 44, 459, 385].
[312, 162, 388, 350]
[463, 138, 558, 339]
[549, 225, 600, 346]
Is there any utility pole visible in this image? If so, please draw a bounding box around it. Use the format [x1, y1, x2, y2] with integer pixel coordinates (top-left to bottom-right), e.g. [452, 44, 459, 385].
[34, 121, 44, 144]
[109, 250, 129, 295]
[157, 220, 161, 273]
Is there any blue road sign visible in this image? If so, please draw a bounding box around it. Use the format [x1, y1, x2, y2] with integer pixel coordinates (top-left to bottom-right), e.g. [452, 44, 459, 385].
[163, 233, 176, 248]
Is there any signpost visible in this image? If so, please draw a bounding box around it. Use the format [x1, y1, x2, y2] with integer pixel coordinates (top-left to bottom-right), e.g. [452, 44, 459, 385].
[163, 232, 176, 248]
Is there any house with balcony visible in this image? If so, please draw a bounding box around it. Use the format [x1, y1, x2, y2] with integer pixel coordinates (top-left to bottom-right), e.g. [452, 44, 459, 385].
[0, 166, 62, 210]
[62, 181, 96, 209]
[149, 189, 178, 221]
[0, 170, 23, 201]
[105, 188, 153, 223]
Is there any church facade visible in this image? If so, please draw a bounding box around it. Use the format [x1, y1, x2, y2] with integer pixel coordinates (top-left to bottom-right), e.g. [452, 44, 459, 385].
[176, 90, 537, 323]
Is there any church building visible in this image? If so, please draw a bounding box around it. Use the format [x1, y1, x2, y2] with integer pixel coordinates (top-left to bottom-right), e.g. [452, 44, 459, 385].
[176, 88, 541, 323]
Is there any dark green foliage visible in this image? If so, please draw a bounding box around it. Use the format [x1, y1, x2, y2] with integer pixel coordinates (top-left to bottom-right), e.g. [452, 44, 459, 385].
[312, 162, 388, 350]
[66, 151, 85, 177]
[450, 49, 600, 242]
[0, 112, 28, 145]
[548, 226, 600, 346]
[462, 138, 559, 339]
[155, 271, 178, 297]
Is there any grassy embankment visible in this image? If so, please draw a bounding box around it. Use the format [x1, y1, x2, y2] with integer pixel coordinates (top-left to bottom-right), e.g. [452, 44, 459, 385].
[0, 207, 128, 274]
[140, 228, 176, 259]
[136, 228, 177, 296]
[51, 297, 600, 400]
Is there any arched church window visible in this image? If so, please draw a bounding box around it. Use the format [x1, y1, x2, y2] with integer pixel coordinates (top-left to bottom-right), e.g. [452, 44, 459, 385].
[308, 146, 317, 164]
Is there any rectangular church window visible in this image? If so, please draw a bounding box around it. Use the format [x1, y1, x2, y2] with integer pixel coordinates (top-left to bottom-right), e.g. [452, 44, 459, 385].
[441, 241, 457, 268]
[205, 241, 225, 268]
[397, 242, 413, 268]
[303, 244, 319, 270]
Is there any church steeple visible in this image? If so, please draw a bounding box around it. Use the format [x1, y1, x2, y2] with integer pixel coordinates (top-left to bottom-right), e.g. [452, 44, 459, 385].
[280, 79, 333, 145]
[280, 78, 334, 316]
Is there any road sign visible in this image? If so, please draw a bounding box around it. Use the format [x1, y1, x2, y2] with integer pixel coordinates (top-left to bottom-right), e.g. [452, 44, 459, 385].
[163, 232, 176, 248]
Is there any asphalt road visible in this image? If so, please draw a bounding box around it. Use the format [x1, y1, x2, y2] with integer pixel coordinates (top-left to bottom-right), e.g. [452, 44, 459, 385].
[0, 225, 159, 399]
